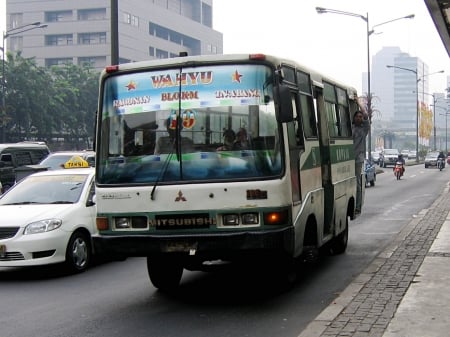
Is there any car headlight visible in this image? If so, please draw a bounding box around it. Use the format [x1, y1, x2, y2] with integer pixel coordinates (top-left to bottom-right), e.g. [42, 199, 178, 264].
[24, 219, 63, 235]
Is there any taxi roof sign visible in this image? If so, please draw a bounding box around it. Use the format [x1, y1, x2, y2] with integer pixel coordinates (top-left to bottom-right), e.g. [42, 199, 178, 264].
[64, 155, 89, 168]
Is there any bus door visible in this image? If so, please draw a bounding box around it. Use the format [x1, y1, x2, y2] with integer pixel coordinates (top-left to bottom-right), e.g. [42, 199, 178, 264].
[314, 85, 333, 235]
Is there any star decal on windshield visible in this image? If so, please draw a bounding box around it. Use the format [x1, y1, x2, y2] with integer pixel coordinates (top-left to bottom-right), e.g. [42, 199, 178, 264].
[232, 70, 243, 83]
[125, 80, 137, 91]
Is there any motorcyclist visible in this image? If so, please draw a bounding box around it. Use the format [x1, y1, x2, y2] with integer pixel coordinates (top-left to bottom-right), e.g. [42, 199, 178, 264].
[394, 153, 406, 174]
[437, 151, 446, 168]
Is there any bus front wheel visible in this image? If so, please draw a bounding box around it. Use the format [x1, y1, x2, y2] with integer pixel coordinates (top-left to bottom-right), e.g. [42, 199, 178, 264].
[147, 255, 183, 291]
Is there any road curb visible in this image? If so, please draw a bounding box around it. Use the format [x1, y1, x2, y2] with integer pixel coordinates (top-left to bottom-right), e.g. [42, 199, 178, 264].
[297, 199, 435, 337]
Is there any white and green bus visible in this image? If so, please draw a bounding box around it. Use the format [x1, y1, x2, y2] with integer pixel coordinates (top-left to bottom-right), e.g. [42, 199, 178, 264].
[93, 53, 362, 290]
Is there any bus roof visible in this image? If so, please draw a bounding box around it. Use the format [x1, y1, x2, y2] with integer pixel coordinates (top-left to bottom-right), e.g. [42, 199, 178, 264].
[101, 53, 357, 96]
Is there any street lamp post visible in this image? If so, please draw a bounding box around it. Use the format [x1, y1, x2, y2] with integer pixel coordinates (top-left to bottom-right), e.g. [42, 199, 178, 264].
[316, 7, 414, 161]
[419, 92, 447, 151]
[438, 112, 450, 152]
[386, 65, 420, 163]
[2, 22, 48, 142]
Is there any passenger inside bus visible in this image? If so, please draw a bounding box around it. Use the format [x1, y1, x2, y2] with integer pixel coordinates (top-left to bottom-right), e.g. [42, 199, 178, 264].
[217, 129, 236, 151]
[154, 118, 194, 155]
[233, 127, 250, 150]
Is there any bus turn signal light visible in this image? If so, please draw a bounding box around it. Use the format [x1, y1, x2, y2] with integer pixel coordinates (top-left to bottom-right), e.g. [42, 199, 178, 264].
[263, 210, 288, 226]
[96, 217, 109, 230]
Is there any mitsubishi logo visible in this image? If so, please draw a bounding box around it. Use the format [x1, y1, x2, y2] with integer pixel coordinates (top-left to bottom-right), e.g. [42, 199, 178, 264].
[175, 190, 187, 202]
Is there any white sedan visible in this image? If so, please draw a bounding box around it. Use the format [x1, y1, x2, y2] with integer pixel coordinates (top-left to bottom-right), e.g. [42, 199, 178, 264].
[0, 167, 96, 272]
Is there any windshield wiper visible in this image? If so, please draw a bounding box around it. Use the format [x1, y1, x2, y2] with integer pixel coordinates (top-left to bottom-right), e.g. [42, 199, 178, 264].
[50, 201, 74, 204]
[150, 152, 174, 201]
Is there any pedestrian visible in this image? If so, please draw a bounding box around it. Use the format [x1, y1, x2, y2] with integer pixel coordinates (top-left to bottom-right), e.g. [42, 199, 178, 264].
[352, 108, 369, 214]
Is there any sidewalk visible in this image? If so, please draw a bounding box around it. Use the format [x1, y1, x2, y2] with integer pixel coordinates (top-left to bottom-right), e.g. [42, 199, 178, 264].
[299, 183, 450, 337]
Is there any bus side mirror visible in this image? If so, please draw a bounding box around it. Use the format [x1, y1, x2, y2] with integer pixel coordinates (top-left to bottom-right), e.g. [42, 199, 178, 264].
[277, 85, 293, 123]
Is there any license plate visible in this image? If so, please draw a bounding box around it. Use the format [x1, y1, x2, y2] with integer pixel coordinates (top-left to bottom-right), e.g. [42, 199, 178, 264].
[0, 244, 6, 258]
[162, 242, 197, 254]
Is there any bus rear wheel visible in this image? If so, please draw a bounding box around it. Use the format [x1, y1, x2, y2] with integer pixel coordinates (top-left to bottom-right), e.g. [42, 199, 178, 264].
[329, 217, 348, 255]
[147, 255, 183, 291]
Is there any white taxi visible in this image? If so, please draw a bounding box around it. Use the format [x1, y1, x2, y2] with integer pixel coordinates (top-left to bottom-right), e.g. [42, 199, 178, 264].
[0, 157, 96, 273]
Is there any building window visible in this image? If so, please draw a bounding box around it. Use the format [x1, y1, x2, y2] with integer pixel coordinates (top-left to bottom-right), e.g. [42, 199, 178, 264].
[45, 58, 74, 67]
[149, 46, 155, 56]
[131, 15, 139, 27]
[201, 2, 212, 28]
[45, 34, 73, 46]
[124, 12, 131, 24]
[123, 12, 139, 27]
[78, 32, 107, 45]
[45, 10, 73, 22]
[78, 8, 106, 20]
[78, 56, 107, 68]
[156, 48, 168, 59]
[149, 21, 200, 53]
[8, 36, 23, 52]
[9, 13, 23, 30]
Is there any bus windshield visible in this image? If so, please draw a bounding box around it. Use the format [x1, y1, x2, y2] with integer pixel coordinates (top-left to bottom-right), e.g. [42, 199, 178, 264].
[96, 64, 282, 184]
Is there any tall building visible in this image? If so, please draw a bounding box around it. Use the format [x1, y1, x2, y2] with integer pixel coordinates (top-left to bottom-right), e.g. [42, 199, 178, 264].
[390, 54, 427, 131]
[370, 46, 403, 122]
[5, 0, 223, 70]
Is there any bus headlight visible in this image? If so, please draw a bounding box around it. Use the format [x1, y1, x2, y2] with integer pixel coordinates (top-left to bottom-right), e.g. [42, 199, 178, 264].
[115, 217, 132, 229]
[242, 213, 258, 225]
[223, 214, 239, 226]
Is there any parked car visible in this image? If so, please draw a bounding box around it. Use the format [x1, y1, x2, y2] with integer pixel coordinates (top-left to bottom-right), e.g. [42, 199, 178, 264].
[408, 150, 417, 160]
[401, 150, 410, 159]
[381, 149, 400, 167]
[364, 159, 376, 187]
[0, 167, 96, 272]
[424, 151, 440, 168]
[38, 150, 95, 170]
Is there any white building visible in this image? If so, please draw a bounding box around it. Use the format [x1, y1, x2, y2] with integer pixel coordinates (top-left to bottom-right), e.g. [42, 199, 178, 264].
[5, 0, 223, 70]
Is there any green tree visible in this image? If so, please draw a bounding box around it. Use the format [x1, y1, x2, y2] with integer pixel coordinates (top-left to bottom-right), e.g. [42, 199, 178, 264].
[3, 53, 99, 149]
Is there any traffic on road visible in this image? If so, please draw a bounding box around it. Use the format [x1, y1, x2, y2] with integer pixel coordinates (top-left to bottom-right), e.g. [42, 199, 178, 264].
[0, 161, 448, 337]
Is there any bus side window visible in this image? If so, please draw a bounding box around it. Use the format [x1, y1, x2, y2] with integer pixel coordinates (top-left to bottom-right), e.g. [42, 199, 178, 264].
[287, 93, 304, 148]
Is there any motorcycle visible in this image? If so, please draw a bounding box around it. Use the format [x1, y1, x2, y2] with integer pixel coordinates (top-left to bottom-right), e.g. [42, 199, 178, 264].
[394, 161, 404, 180]
[437, 157, 445, 171]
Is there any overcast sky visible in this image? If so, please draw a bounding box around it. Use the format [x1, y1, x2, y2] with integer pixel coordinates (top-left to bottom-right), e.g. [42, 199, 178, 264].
[213, 0, 449, 95]
[0, 1, 448, 94]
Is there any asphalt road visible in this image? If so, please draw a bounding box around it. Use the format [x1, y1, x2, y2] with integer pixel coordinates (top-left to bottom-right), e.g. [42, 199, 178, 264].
[0, 163, 447, 337]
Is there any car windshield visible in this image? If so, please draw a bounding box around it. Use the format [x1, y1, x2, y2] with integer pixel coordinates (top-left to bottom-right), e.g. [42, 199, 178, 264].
[426, 152, 439, 159]
[39, 155, 75, 170]
[0, 174, 89, 205]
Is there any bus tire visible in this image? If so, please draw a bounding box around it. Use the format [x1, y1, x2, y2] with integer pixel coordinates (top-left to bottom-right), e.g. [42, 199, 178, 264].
[330, 217, 348, 255]
[147, 255, 183, 291]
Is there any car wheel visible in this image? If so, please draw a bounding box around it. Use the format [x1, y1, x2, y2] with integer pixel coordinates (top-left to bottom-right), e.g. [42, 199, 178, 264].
[65, 231, 91, 273]
[147, 255, 183, 291]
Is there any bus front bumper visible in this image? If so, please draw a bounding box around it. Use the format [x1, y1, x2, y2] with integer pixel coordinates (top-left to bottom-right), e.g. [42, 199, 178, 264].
[93, 227, 295, 261]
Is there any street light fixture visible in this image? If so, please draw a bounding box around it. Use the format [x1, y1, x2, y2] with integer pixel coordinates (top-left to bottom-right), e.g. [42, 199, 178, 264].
[1, 22, 48, 142]
[386, 65, 419, 163]
[315, 7, 414, 161]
